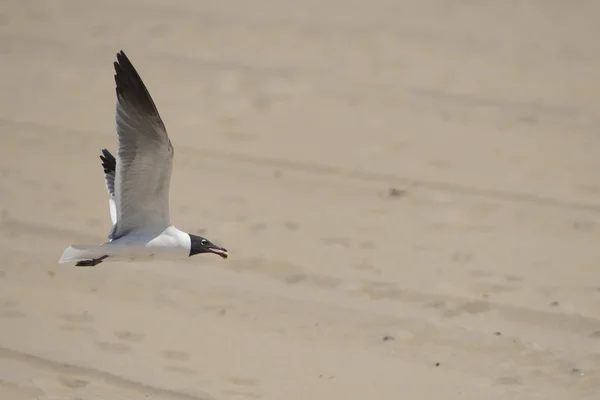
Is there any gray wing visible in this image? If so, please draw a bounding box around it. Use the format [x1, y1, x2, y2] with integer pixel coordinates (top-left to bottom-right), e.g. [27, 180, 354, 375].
[99, 149, 118, 227]
[110, 50, 174, 239]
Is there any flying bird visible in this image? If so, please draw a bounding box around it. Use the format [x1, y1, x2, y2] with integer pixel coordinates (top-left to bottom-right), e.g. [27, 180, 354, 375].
[59, 50, 228, 266]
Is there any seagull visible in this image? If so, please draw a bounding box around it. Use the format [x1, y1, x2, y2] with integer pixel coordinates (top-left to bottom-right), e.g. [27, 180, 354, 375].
[59, 50, 228, 267]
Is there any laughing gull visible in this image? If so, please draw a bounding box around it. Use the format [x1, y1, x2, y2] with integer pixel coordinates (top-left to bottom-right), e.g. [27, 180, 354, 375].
[59, 50, 228, 267]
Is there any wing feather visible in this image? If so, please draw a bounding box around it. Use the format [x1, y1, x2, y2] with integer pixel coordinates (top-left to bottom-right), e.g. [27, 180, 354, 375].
[111, 50, 174, 239]
[99, 148, 118, 229]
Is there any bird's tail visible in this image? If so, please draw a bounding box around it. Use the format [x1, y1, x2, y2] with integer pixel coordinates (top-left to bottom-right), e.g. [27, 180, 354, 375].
[58, 244, 106, 264]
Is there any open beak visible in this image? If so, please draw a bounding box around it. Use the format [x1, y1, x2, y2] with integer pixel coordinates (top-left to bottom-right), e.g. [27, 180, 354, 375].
[208, 246, 228, 259]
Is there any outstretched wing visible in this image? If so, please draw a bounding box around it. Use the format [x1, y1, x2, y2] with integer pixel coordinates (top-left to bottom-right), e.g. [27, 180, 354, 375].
[110, 50, 174, 239]
[99, 148, 118, 228]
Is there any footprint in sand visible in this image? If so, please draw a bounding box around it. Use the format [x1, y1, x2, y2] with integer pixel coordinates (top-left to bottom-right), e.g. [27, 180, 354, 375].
[0, 309, 25, 318]
[228, 377, 259, 386]
[113, 330, 145, 342]
[0, 378, 44, 398]
[162, 350, 197, 376]
[58, 375, 89, 389]
[58, 312, 94, 324]
[0, 299, 17, 307]
[505, 274, 523, 283]
[495, 376, 522, 386]
[0, 299, 24, 318]
[95, 341, 131, 354]
[164, 365, 198, 376]
[222, 376, 262, 399]
[58, 311, 95, 334]
[460, 300, 491, 314]
[441, 300, 491, 318]
[162, 350, 190, 362]
[59, 325, 94, 334]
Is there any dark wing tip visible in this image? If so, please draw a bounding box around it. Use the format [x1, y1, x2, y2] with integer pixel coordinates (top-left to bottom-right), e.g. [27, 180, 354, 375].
[100, 148, 116, 174]
[113, 50, 163, 121]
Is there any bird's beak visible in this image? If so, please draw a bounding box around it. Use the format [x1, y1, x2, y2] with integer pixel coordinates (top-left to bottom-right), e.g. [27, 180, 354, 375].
[208, 245, 228, 259]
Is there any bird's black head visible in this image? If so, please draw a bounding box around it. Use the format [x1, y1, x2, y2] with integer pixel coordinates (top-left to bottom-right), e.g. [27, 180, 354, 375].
[189, 234, 228, 259]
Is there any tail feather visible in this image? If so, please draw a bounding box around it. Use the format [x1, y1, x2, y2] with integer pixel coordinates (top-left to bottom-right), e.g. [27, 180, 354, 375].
[59, 245, 106, 264]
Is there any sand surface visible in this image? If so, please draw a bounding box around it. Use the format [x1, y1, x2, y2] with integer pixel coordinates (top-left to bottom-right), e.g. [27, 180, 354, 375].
[1, 0, 600, 399]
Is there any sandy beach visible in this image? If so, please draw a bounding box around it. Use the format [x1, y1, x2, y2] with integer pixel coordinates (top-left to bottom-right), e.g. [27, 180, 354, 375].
[1, 0, 600, 399]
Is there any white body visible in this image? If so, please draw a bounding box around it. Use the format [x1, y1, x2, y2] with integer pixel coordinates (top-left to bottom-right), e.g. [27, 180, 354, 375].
[59, 226, 191, 264]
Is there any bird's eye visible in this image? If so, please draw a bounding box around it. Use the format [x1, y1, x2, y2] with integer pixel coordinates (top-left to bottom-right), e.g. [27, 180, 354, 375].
[201, 239, 207, 245]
